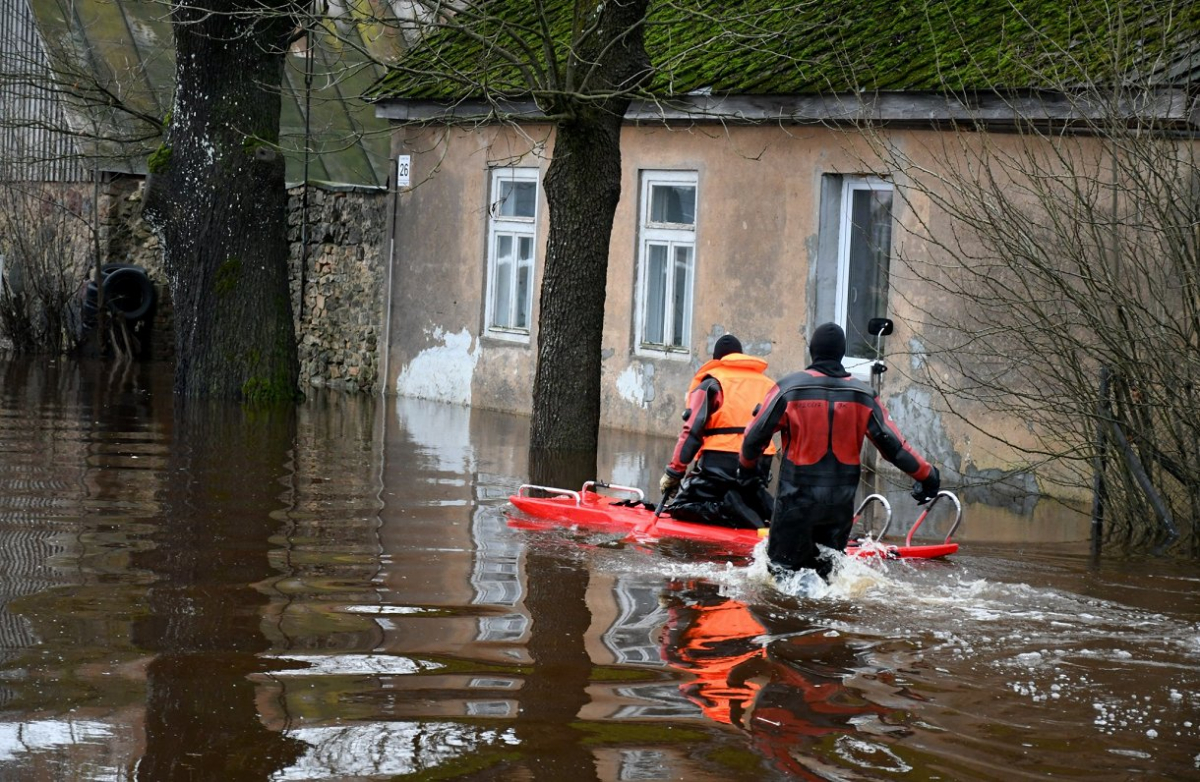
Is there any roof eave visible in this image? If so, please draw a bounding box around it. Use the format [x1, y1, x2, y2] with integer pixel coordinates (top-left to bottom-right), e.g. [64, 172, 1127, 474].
[376, 88, 1200, 130]
[374, 98, 548, 122]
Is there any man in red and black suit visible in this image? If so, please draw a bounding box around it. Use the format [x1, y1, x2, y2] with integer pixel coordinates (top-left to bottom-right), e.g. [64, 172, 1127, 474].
[739, 323, 941, 579]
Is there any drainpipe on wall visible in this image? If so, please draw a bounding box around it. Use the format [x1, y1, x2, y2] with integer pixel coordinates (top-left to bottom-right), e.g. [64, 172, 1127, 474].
[381, 155, 401, 397]
[297, 23, 314, 326]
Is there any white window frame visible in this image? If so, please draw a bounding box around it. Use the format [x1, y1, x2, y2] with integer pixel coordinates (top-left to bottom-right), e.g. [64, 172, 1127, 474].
[834, 176, 894, 377]
[484, 167, 539, 342]
[635, 170, 697, 358]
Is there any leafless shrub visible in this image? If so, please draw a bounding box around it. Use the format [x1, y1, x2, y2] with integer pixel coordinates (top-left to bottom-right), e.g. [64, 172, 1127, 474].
[0, 184, 92, 354]
[852, 17, 1200, 552]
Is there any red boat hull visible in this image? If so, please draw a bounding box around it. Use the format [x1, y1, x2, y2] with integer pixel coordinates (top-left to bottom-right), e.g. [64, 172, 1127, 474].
[508, 490, 957, 560]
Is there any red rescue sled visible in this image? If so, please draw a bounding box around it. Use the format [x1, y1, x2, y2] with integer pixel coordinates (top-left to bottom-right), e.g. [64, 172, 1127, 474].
[507, 481, 961, 559]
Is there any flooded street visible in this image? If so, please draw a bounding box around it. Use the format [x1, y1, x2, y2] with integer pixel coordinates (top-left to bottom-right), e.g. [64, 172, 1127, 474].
[0, 357, 1197, 781]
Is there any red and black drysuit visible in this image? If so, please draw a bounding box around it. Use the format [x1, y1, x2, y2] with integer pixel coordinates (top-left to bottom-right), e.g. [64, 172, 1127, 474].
[738, 364, 935, 577]
[665, 354, 776, 528]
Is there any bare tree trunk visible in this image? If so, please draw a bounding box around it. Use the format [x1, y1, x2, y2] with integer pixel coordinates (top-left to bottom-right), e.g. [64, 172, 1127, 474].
[532, 118, 622, 454]
[529, 0, 650, 453]
[143, 3, 299, 402]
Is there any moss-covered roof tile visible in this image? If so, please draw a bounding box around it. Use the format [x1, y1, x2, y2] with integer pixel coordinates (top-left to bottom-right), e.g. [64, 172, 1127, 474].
[374, 0, 1200, 101]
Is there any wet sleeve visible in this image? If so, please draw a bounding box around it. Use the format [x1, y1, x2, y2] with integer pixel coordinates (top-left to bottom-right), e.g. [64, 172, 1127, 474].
[739, 384, 784, 469]
[865, 395, 933, 480]
[667, 378, 719, 475]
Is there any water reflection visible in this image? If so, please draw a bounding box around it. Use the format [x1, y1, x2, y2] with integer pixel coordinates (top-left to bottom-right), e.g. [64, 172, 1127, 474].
[0, 358, 1197, 781]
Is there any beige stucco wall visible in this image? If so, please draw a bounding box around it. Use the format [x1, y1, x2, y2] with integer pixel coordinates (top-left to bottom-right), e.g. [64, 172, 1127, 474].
[384, 121, 1080, 504]
[387, 126, 547, 410]
[386, 123, 937, 423]
[599, 124, 883, 439]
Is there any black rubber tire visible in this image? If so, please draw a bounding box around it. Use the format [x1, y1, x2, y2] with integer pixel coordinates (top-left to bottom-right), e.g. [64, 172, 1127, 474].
[101, 267, 155, 321]
[101, 262, 139, 277]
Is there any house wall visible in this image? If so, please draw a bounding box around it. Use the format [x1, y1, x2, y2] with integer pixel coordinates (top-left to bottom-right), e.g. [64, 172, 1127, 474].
[599, 123, 837, 438]
[385, 122, 1110, 502]
[386, 124, 937, 426]
[388, 125, 530, 408]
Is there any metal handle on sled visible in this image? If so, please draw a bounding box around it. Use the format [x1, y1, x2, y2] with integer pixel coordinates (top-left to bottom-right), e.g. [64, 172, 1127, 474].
[905, 490, 962, 547]
[852, 493, 893, 538]
[582, 481, 645, 502]
[517, 484, 581, 505]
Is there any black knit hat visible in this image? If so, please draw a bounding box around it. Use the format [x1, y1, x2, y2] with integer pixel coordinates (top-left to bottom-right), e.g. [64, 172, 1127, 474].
[809, 323, 846, 361]
[713, 334, 743, 359]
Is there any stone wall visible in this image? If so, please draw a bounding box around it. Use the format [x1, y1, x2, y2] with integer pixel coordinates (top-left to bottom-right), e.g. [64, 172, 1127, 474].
[287, 186, 389, 394]
[101, 175, 173, 361]
[97, 176, 390, 392]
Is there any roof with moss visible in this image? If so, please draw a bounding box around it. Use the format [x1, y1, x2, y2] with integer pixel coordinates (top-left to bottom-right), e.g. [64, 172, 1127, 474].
[373, 0, 1200, 102]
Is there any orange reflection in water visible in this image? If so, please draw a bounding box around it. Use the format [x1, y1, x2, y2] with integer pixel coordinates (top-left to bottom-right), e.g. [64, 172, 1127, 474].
[659, 580, 900, 778]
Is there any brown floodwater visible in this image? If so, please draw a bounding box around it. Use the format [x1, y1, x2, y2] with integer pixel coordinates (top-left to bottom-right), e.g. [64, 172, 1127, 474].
[0, 357, 1197, 781]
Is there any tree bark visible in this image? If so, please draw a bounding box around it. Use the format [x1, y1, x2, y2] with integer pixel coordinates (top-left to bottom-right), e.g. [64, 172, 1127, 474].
[143, 3, 299, 401]
[530, 0, 651, 452]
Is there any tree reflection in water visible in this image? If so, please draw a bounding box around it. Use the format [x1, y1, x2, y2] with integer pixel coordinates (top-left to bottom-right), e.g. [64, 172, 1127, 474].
[134, 400, 306, 780]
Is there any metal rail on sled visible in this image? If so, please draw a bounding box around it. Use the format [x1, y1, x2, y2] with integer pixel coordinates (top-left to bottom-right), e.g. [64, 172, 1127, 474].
[508, 480, 962, 559]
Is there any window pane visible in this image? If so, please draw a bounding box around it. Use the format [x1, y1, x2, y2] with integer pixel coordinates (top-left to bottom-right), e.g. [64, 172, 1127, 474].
[846, 188, 892, 357]
[496, 180, 536, 218]
[492, 234, 514, 328]
[649, 184, 695, 225]
[670, 245, 692, 347]
[644, 243, 668, 344]
[516, 236, 534, 330]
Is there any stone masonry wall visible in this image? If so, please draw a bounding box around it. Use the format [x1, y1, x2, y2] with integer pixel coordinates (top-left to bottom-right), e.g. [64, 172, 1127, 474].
[99, 177, 389, 393]
[287, 186, 389, 394]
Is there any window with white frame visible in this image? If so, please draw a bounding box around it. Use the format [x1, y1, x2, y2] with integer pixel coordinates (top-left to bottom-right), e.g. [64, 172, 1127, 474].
[816, 175, 894, 375]
[636, 170, 696, 354]
[485, 167, 539, 339]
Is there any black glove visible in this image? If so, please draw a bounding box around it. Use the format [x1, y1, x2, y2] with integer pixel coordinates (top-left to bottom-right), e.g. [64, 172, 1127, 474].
[911, 465, 941, 505]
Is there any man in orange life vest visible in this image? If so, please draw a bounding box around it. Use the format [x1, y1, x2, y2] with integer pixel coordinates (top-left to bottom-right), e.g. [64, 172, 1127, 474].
[658, 334, 777, 528]
[739, 323, 941, 579]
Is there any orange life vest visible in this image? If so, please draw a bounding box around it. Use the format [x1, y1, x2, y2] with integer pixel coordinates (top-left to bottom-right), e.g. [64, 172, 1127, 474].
[687, 354, 777, 456]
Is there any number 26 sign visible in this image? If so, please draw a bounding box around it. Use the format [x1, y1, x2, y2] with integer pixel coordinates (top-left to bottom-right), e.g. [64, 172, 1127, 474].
[396, 155, 411, 188]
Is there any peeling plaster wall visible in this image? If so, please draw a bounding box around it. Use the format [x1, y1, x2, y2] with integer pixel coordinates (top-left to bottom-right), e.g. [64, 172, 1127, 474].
[395, 327, 479, 405]
[877, 130, 1096, 503]
[387, 125, 552, 412]
[383, 121, 1091, 503]
[615, 362, 656, 408]
[598, 124, 837, 441]
[387, 122, 917, 430]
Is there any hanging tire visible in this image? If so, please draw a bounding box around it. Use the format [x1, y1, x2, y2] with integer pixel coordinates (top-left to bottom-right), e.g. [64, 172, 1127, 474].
[101, 266, 155, 321]
[101, 262, 138, 277]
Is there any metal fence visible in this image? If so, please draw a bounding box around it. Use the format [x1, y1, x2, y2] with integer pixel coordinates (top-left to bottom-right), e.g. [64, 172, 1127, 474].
[0, 0, 88, 182]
